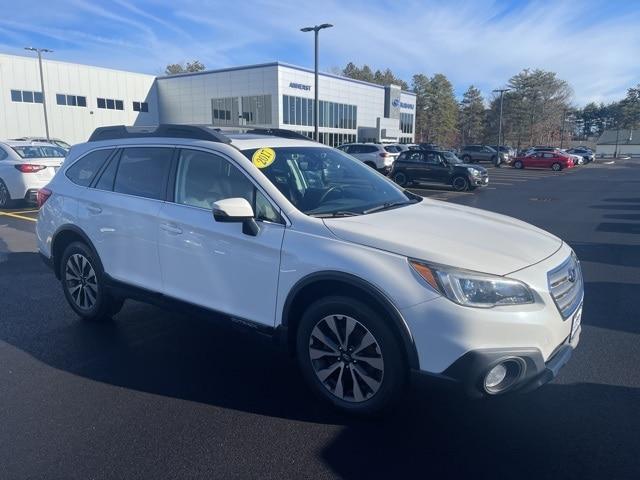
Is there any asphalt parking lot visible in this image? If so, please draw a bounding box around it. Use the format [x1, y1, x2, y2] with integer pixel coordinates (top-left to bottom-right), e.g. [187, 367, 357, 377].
[1, 160, 639, 479]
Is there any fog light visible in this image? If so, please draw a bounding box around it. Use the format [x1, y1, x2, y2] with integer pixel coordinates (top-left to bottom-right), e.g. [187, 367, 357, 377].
[485, 364, 507, 389]
[483, 359, 524, 394]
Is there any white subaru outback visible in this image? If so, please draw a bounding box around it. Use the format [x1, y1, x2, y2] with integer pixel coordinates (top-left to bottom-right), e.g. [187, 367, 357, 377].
[37, 125, 583, 414]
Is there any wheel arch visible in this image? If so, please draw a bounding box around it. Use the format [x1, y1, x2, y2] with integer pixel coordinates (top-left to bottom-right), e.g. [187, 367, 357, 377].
[50, 225, 102, 280]
[281, 271, 420, 370]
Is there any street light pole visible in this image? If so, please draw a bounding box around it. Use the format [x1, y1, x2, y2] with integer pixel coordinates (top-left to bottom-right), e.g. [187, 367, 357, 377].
[560, 108, 569, 149]
[301, 24, 333, 142]
[493, 88, 510, 166]
[25, 47, 53, 141]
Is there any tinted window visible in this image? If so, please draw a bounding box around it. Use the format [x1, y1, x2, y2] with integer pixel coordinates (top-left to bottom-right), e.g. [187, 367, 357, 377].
[106, 99, 115, 109]
[34, 92, 43, 103]
[66, 149, 113, 187]
[67, 95, 77, 106]
[22, 91, 34, 103]
[114, 148, 173, 200]
[140, 102, 148, 112]
[77, 96, 87, 107]
[361, 145, 378, 153]
[0, 147, 8, 160]
[97, 98, 106, 109]
[11, 90, 22, 102]
[12, 145, 67, 158]
[424, 152, 440, 164]
[403, 152, 423, 163]
[115, 100, 124, 110]
[94, 152, 120, 191]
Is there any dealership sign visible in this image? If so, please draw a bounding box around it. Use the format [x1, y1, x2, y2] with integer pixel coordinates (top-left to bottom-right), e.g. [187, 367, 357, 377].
[289, 82, 311, 91]
[392, 98, 414, 110]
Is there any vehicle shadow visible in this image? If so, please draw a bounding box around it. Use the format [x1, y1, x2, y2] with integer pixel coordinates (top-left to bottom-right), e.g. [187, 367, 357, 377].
[321, 383, 640, 480]
[2, 253, 639, 479]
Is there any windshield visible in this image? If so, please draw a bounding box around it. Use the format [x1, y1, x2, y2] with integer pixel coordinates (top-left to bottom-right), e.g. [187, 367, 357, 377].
[241, 146, 419, 217]
[441, 151, 463, 164]
[12, 145, 67, 159]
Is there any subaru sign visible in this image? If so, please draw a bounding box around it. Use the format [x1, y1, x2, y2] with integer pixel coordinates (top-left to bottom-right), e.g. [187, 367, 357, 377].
[393, 98, 414, 110]
[289, 82, 311, 91]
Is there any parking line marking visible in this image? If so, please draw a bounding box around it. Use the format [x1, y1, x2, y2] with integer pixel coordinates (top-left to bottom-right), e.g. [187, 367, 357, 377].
[13, 209, 40, 214]
[0, 212, 37, 222]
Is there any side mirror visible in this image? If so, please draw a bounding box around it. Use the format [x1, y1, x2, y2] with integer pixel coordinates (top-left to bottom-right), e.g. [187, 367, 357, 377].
[212, 197, 260, 236]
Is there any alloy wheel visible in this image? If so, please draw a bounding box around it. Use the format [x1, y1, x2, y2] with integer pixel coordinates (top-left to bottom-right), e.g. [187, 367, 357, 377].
[308, 314, 384, 403]
[552, 163, 561, 171]
[452, 177, 469, 191]
[65, 254, 99, 310]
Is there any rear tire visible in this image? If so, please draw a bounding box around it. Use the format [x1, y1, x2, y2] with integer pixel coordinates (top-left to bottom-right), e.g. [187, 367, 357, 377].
[462, 155, 472, 163]
[296, 296, 406, 415]
[514, 160, 524, 169]
[552, 162, 562, 171]
[451, 175, 470, 191]
[0, 179, 13, 209]
[60, 242, 123, 321]
[393, 171, 408, 187]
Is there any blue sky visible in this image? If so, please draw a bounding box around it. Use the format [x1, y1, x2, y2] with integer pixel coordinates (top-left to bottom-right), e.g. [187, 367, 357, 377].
[1, 0, 639, 105]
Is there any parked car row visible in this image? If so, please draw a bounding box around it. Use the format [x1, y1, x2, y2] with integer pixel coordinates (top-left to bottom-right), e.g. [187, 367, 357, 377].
[511, 146, 595, 171]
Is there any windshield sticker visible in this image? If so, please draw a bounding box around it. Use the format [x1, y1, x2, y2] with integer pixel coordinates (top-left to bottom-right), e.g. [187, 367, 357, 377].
[252, 148, 276, 169]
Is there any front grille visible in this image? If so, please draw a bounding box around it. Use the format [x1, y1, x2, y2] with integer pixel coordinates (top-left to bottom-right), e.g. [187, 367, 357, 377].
[547, 253, 584, 319]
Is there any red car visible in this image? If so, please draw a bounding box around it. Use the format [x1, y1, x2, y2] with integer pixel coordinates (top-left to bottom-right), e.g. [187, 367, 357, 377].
[512, 151, 574, 171]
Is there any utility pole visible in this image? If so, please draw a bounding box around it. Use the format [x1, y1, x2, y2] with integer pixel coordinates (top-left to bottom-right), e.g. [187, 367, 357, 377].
[300, 24, 333, 142]
[493, 88, 511, 166]
[25, 47, 53, 141]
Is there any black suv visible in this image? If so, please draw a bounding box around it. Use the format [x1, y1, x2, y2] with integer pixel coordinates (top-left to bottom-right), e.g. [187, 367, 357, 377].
[390, 149, 489, 191]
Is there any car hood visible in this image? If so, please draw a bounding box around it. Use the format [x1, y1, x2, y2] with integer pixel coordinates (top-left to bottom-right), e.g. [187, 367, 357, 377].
[456, 163, 486, 171]
[323, 200, 562, 275]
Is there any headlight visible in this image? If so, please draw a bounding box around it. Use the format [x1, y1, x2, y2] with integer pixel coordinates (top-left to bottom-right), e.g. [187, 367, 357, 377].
[468, 167, 481, 176]
[409, 260, 534, 308]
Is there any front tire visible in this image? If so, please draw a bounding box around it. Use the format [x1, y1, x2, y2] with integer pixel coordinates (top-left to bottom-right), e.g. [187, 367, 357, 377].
[296, 296, 406, 415]
[462, 155, 472, 163]
[60, 242, 123, 321]
[514, 160, 524, 169]
[451, 175, 470, 191]
[393, 171, 408, 187]
[552, 162, 562, 171]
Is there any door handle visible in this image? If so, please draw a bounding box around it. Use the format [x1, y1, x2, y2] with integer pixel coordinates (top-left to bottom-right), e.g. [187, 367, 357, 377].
[160, 223, 183, 235]
[87, 205, 102, 214]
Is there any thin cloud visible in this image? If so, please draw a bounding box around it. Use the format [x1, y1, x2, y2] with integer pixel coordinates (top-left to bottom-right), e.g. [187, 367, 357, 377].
[0, 0, 637, 104]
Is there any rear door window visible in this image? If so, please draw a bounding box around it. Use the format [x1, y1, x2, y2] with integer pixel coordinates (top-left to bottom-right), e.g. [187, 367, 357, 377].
[113, 147, 173, 200]
[65, 149, 114, 187]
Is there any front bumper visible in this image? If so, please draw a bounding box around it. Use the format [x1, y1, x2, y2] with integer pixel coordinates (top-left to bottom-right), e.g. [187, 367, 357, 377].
[470, 174, 489, 186]
[411, 334, 577, 397]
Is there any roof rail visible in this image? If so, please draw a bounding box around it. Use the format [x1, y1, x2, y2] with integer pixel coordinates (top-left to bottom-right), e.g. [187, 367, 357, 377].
[245, 128, 314, 141]
[87, 124, 232, 144]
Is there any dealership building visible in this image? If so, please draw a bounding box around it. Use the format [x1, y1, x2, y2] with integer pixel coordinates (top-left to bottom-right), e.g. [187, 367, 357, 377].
[1, 53, 416, 146]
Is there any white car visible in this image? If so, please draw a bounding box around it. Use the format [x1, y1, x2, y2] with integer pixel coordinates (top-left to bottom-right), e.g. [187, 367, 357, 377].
[36, 125, 583, 414]
[0, 141, 66, 208]
[336, 143, 398, 173]
[560, 150, 584, 165]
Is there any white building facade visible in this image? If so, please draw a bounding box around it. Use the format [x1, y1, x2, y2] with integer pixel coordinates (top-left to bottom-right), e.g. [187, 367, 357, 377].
[1, 54, 415, 146]
[0, 53, 159, 144]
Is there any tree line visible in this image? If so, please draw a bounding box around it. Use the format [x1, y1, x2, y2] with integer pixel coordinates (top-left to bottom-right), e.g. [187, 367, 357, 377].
[340, 62, 640, 149]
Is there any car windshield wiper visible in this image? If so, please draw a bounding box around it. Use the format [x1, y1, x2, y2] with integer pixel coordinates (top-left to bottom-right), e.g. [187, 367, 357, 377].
[310, 211, 360, 218]
[363, 201, 414, 215]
